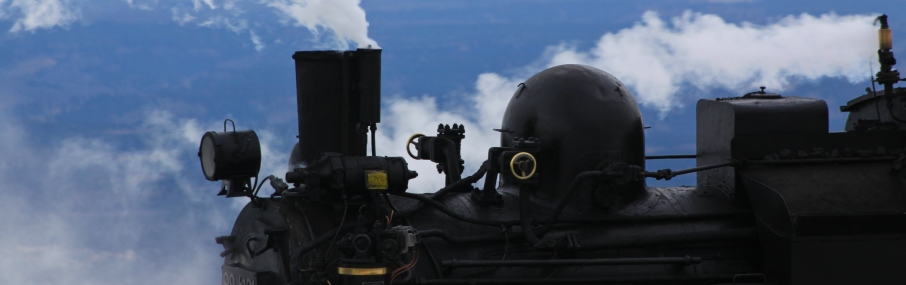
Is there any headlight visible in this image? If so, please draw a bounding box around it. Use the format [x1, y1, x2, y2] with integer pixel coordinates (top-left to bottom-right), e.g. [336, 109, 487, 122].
[198, 129, 261, 181]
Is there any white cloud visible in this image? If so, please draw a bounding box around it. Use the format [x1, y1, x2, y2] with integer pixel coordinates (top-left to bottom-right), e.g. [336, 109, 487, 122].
[250, 29, 264, 51]
[123, 0, 155, 10]
[546, 11, 877, 115]
[374, 11, 878, 191]
[0, 109, 288, 284]
[1, 0, 80, 33]
[171, 7, 196, 24]
[194, 0, 216, 11]
[198, 15, 248, 33]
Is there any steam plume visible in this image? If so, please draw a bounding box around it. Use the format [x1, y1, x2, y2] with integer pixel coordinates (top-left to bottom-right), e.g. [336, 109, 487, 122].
[264, 0, 378, 49]
[168, 0, 379, 50]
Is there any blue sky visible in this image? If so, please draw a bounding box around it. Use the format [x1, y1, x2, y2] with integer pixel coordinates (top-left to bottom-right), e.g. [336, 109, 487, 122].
[0, 0, 903, 284]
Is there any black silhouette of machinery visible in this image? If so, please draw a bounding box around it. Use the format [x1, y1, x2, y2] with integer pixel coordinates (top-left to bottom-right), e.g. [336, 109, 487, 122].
[201, 15, 906, 285]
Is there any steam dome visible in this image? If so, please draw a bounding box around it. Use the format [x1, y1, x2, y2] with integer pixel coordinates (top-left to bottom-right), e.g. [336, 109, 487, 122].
[500, 64, 645, 209]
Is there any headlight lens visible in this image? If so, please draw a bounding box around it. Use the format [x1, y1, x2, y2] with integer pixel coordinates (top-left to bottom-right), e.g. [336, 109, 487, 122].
[198, 130, 261, 181]
[200, 135, 217, 179]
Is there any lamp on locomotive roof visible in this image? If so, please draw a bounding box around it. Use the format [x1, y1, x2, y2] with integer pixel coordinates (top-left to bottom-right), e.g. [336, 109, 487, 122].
[879, 16, 892, 50]
[874, 15, 901, 102]
[198, 119, 262, 197]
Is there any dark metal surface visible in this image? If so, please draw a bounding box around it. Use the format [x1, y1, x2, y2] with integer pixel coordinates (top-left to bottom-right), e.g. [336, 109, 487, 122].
[696, 95, 828, 198]
[731, 131, 906, 160]
[840, 88, 906, 131]
[414, 210, 754, 245]
[440, 256, 702, 267]
[499, 64, 646, 208]
[576, 228, 757, 250]
[737, 159, 906, 284]
[292, 49, 381, 166]
[417, 274, 739, 284]
[391, 185, 761, 281]
[221, 200, 310, 285]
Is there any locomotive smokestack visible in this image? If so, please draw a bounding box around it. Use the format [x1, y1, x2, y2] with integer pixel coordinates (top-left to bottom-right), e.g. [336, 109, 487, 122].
[292, 48, 382, 166]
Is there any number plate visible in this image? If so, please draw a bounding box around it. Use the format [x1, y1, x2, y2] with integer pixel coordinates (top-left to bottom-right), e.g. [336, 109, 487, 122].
[222, 265, 258, 285]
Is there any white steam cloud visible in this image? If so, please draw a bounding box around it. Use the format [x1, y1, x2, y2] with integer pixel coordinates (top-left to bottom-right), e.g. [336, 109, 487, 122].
[167, 0, 378, 50]
[1, 0, 377, 50]
[0, 0, 80, 32]
[376, 11, 878, 192]
[264, 0, 378, 49]
[0, 110, 288, 284]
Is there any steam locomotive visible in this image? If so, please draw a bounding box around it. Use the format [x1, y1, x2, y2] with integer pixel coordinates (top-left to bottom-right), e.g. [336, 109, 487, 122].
[198, 15, 906, 285]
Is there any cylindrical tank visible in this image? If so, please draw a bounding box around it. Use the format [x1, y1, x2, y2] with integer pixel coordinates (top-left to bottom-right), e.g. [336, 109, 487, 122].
[499, 64, 646, 209]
